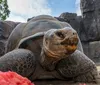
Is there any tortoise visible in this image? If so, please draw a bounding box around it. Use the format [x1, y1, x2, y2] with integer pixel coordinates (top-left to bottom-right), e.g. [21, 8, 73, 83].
[0, 15, 97, 83]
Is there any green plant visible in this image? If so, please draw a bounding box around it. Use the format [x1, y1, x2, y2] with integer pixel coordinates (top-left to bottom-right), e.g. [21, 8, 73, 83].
[0, 0, 10, 20]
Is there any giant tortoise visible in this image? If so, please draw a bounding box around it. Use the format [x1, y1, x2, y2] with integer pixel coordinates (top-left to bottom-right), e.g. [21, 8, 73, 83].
[0, 15, 97, 83]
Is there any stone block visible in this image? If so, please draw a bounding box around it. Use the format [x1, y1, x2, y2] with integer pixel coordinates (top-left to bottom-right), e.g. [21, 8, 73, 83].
[89, 41, 100, 63]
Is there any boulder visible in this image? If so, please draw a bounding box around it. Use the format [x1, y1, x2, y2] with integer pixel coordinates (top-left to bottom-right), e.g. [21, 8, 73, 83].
[0, 21, 20, 56]
[82, 41, 100, 64]
[89, 41, 100, 63]
[54, 17, 66, 22]
[59, 12, 82, 36]
[59, 12, 77, 21]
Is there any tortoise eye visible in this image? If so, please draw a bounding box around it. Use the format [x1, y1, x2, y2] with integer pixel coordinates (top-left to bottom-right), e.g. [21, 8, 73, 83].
[56, 32, 64, 39]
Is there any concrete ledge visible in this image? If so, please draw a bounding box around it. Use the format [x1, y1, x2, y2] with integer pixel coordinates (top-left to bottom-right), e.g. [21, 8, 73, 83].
[34, 80, 99, 85]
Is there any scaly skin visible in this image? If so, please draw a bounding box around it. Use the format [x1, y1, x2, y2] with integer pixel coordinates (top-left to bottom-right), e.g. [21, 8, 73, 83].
[0, 49, 36, 78]
[56, 50, 98, 83]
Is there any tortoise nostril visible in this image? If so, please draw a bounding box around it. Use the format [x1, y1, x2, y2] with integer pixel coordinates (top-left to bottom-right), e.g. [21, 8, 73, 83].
[73, 32, 77, 35]
[73, 32, 75, 35]
[56, 32, 64, 38]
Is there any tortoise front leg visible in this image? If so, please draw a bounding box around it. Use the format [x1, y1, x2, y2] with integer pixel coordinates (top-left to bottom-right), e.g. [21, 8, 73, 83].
[0, 49, 36, 79]
[56, 50, 98, 83]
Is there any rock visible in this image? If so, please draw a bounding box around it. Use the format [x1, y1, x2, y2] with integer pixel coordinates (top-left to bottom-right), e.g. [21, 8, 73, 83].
[0, 21, 20, 39]
[81, 12, 100, 41]
[59, 12, 82, 36]
[80, 0, 95, 13]
[0, 21, 20, 56]
[27, 17, 34, 21]
[82, 41, 100, 64]
[80, 0, 100, 41]
[81, 41, 89, 57]
[54, 17, 66, 22]
[79, 20, 88, 41]
[59, 12, 77, 21]
[89, 41, 100, 63]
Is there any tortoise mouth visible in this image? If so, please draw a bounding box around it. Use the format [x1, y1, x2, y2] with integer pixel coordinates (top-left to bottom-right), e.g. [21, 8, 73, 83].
[64, 44, 77, 54]
[61, 37, 78, 54]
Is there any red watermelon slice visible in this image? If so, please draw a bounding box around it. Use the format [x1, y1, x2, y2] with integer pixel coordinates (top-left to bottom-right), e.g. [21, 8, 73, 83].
[0, 71, 34, 85]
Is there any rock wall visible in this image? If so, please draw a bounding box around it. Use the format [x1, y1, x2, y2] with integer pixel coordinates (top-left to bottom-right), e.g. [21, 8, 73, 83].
[58, 0, 100, 64]
[81, 0, 100, 41]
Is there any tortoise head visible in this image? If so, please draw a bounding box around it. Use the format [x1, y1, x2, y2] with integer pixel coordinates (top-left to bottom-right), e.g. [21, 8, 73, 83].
[43, 27, 79, 60]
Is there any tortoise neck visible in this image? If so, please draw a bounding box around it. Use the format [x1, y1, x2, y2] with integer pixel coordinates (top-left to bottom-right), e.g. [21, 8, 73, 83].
[40, 48, 60, 71]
